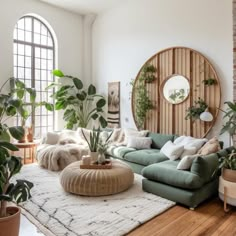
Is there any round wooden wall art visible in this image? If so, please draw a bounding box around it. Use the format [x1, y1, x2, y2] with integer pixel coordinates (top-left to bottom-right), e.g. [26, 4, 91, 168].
[132, 47, 221, 138]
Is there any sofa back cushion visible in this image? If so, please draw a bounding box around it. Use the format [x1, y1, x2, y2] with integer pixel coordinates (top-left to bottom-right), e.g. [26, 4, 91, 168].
[148, 132, 175, 149]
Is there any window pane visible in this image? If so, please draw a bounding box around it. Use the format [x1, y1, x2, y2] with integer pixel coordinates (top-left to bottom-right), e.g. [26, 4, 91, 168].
[25, 31, 32, 42]
[48, 37, 53, 47]
[41, 59, 47, 70]
[34, 20, 40, 34]
[25, 68, 31, 79]
[41, 25, 47, 35]
[35, 47, 40, 57]
[25, 45, 31, 56]
[18, 55, 24, 67]
[25, 57, 31, 68]
[18, 44, 24, 55]
[17, 18, 24, 30]
[18, 68, 24, 79]
[35, 69, 41, 80]
[34, 33, 40, 44]
[47, 50, 53, 59]
[35, 58, 41, 69]
[14, 29, 17, 40]
[18, 29, 24, 41]
[48, 60, 53, 70]
[25, 17, 32, 31]
[41, 48, 47, 59]
[41, 70, 46, 81]
[41, 35, 47, 45]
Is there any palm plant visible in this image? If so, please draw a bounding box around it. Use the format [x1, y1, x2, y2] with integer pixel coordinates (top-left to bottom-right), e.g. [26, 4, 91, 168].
[48, 70, 107, 129]
[0, 141, 33, 218]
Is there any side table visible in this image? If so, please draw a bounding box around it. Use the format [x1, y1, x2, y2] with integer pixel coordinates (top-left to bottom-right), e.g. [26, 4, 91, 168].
[219, 176, 236, 212]
[13, 141, 39, 164]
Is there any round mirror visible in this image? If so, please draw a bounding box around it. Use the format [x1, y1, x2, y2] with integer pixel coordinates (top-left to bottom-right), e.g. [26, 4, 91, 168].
[162, 75, 190, 104]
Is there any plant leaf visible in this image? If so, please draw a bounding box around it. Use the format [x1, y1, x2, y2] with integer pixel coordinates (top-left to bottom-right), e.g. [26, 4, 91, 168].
[88, 84, 96, 95]
[8, 126, 24, 140]
[99, 116, 107, 128]
[53, 70, 64, 77]
[73, 78, 83, 90]
[96, 99, 106, 108]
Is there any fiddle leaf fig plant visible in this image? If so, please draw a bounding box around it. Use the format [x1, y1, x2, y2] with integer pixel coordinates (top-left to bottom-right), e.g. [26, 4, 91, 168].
[0, 141, 33, 218]
[50, 70, 107, 129]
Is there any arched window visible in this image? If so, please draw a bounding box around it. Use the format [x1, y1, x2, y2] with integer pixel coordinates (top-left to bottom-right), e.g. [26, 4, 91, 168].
[13, 15, 55, 138]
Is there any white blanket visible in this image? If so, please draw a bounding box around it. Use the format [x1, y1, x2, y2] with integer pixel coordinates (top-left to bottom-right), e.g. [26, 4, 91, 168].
[37, 144, 88, 171]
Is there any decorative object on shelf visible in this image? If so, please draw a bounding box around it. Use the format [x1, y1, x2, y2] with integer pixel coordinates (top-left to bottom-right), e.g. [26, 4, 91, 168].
[0, 141, 33, 236]
[162, 75, 190, 104]
[202, 78, 217, 86]
[200, 108, 213, 122]
[50, 70, 107, 129]
[220, 101, 236, 146]
[131, 63, 156, 129]
[131, 47, 221, 138]
[185, 98, 208, 121]
[107, 82, 120, 128]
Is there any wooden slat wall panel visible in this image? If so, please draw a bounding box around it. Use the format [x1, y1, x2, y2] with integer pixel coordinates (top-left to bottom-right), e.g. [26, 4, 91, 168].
[132, 47, 221, 138]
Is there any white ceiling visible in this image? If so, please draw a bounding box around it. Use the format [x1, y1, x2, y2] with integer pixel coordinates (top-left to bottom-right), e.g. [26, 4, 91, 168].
[39, 0, 124, 15]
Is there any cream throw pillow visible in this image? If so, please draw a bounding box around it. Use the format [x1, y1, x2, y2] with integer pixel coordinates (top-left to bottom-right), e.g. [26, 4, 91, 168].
[45, 131, 60, 145]
[177, 154, 199, 170]
[197, 137, 221, 155]
[127, 137, 152, 149]
[180, 147, 197, 159]
[123, 128, 149, 145]
[160, 141, 184, 160]
[174, 136, 208, 151]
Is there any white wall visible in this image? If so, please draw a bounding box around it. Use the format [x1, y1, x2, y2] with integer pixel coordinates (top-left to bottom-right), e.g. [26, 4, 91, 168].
[0, 0, 83, 130]
[92, 0, 233, 146]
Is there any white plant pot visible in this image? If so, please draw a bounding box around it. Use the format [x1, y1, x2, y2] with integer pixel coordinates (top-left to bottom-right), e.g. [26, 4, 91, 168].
[89, 152, 98, 162]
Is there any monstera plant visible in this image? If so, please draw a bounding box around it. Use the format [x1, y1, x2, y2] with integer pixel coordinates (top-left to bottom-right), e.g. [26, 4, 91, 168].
[50, 70, 107, 129]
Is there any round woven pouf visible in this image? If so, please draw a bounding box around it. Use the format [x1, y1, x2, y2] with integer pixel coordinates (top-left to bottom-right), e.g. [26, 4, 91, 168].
[60, 160, 134, 196]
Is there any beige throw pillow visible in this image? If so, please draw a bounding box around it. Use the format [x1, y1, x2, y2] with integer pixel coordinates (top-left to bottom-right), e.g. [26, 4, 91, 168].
[177, 154, 199, 170]
[180, 147, 197, 159]
[197, 137, 221, 155]
[127, 137, 152, 149]
[123, 128, 149, 145]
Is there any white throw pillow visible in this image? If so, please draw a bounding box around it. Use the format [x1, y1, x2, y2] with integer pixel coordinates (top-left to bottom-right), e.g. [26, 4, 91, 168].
[123, 128, 149, 145]
[177, 154, 199, 170]
[180, 147, 197, 159]
[58, 130, 81, 144]
[160, 141, 184, 160]
[45, 131, 60, 145]
[174, 136, 207, 151]
[127, 137, 152, 149]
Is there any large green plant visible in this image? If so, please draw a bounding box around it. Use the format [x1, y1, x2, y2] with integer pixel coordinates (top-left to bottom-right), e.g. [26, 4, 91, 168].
[220, 101, 236, 141]
[131, 63, 155, 129]
[50, 70, 107, 129]
[0, 141, 33, 218]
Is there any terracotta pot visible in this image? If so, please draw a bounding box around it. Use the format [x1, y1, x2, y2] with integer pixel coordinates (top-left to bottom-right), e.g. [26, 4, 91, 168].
[222, 168, 236, 182]
[27, 126, 33, 142]
[0, 206, 21, 236]
[18, 126, 28, 143]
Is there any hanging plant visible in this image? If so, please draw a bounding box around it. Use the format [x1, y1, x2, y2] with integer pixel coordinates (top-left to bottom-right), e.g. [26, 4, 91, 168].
[185, 97, 207, 120]
[131, 63, 156, 129]
[139, 64, 156, 83]
[202, 78, 217, 86]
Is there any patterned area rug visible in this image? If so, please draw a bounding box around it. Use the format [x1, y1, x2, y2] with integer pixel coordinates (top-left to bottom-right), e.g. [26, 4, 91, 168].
[16, 163, 175, 236]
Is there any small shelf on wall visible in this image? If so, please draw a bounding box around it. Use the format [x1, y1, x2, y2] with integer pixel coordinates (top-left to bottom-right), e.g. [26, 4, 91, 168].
[131, 47, 221, 138]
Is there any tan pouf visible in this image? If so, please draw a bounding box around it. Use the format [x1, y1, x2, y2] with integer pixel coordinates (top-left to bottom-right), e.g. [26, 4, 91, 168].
[60, 160, 134, 196]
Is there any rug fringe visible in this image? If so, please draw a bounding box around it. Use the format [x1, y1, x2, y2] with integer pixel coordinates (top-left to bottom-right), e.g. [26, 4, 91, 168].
[21, 208, 56, 236]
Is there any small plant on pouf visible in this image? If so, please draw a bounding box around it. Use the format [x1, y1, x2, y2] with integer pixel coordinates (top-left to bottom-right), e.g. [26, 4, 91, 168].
[0, 141, 33, 236]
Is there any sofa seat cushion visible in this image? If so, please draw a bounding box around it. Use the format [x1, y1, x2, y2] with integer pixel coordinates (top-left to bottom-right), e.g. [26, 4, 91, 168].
[123, 149, 168, 166]
[142, 161, 204, 190]
[106, 146, 136, 159]
[148, 132, 175, 149]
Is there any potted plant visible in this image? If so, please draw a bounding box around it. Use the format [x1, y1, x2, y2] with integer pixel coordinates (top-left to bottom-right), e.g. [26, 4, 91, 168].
[97, 131, 113, 164]
[48, 70, 107, 129]
[81, 128, 101, 162]
[0, 141, 33, 236]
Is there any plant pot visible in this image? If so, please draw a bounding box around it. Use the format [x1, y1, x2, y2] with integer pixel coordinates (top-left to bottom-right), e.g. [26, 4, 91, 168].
[18, 126, 28, 143]
[222, 168, 236, 182]
[98, 153, 106, 164]
[89, 152, 99, 163]
[27, 126, 33, 142]
[0, 206, 21, 236]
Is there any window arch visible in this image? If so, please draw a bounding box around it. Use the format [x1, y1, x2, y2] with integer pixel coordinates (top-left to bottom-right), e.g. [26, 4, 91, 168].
[13, 15, 55, 138]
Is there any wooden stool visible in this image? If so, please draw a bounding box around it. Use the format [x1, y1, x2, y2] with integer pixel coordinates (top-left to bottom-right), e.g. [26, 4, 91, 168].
[12, 142, 39, 164]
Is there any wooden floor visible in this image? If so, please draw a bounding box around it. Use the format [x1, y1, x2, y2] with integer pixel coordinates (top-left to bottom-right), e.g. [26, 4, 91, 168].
[128, 198, 236, 236]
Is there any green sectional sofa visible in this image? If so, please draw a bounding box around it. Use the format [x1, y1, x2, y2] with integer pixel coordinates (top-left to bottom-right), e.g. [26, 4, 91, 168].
[107, 132, 234, 208]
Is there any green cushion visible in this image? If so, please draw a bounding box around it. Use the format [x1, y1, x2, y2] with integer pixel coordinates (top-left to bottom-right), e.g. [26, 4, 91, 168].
[147, 132, 174, 149]
[142, 178, 218, 208]
[142, 161, 204, 190]
[190, 154, 219, 184]
[106, 146, 135, 159]
[123, 149, 168, 166]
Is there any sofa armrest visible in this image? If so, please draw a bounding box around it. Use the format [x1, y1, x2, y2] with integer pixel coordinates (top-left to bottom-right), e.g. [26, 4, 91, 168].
[190, 154, 219, 184]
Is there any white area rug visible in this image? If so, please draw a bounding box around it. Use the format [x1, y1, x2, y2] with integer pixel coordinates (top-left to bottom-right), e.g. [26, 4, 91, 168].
[16, 163, 175, 236]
